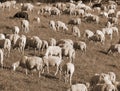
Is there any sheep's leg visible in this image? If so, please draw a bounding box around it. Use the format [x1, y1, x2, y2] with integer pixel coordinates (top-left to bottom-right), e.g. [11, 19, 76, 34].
[0, 61, 3, 68]
[54, 66, 59, 76]
[69, 75, 72, 85]
[47, 65, 49, 74]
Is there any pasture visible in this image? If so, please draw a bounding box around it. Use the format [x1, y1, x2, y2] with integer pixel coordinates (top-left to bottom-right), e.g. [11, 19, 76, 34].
[0, 2, 120, 91]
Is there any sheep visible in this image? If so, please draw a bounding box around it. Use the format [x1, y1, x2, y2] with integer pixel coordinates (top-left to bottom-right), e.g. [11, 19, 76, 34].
[56, 21, 68, 32]
[60, 62, 75, 85]
[67, 83, 88, 91]
[107, 44, 120, 54]
[74, 41, 87, 53]
[13, 26, 20, 34]
[102, 28, 113, 40]
[49, 38, 56, 46]
[10, 34, 20, 46]
[0, 33, 5, 40]
[13, 11, 29, 20]
[108, 17, 118, 25]
[108, 72, 116, 83]
[84, 29, 94, 40]
[13, 35, 26, 55]
[108, 9, 115, 17]
[0, 49, 4, 68]
[111, 26, 119, 36]
[72, 26, 80, 37]
[39, 6, 52, 15]
[68, 18, 81, 25]
[45, 46, 62, 58]
[95, 30, 105, 44]
[33, 17, 40, 24]
[12, 56, 43, 77]
[41, 40, 48, 51]
[21, 3, 34, 12]
[49, 20, 56, 31]
[116, 11, 120, 18]
[1, 1, 11, 11]
[50, 7, 61, 16]
[21, 19, 29, 33]
[0, 39, 11, 57]
[26, 36, 42, 54]
[43, 55, 63, 76]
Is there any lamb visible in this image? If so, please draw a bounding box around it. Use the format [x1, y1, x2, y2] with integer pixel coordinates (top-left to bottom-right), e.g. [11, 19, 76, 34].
[107, 44, 120, 54]
[56, 21, 68, 32]
[0, 38, 11, 57]
[49, 20, 56, 31]
[60, 62, 75, 85]
[72, 26, 80, 37]
[45, 46, 62, 58]
[49, 38, 56, 46]
[12, 56, 43, 77]
[13, 26, 20, 34]
[43, 55, 63, 76]
[21, 19, 29, 33]
[0, 49, 4, 68]
[67, 83, 88, 91]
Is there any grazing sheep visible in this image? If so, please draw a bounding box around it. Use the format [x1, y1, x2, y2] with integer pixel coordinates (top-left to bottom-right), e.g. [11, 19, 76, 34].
[21, 3, 34, 12]
[0, 39, 11, 57]
[26, 36, 42, 54]
[68, 18, 81, 25]
[13, 26, 20, 34]
[13, 35, 26, 54]
[107, 44, 120, 54]
[21, 19, 29, 33]
[49, 38, 56, 46]
[0, 33, 5, 40]
[84, 29, 94, 40]
[60, 62, 75, 85]
[41, 40, 48, 51]
[0, 49, 4, 68]
[12, 56, 43, 77]
[49, 20, 56, 31]
[43, 55, 63, 76]
[72, 26, 80, 37]
[56, 21, 68, 32]
[95, 30, 105, 44]
[13, 11, 29, 20]
[102, 28, 113, 40]
[67, 83, 88, 91]
[74, 41, 87, 53]
[50, 7, 61, 16]
[45, 46, 62, 58]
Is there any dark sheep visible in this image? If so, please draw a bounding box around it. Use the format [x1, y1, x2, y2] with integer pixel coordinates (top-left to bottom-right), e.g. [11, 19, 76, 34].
[13, 11, 29, 20]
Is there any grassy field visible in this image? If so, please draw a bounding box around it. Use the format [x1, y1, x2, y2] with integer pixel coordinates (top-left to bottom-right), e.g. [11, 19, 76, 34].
[0, 3, 120, 91]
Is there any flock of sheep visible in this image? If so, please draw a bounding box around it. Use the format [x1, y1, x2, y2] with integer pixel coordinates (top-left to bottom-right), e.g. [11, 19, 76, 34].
[0, 0, 120, 91]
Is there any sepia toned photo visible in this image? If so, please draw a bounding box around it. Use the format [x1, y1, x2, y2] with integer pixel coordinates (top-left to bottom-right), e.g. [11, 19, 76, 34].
[0, 0, 120, 91]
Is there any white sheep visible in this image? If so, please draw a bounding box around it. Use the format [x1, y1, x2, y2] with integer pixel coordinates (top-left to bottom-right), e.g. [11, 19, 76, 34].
[60, 62, 75, 85]
[102, 28, 113, 40]
[12, 56, 43, 77]
[0, 39, 11, 57]
[21, 19, 29, 33]
[0, 49, 4, 68]
[96, 30, 105, 44]
[13, 26, 20, 34]
[108, 72, 116, 83]
[56, 21, 68, 32]
[84, 29, 94, 40]
[68, 18, 81, 25]
[45, 46, 62, 58]
[50, 7, 61, 16]
[43, 55, 63, 76]
[72, 26, 80, 37]
[41, 40, 48, 51]
[49, 38, 56, 46]
[74, 41, 87, 53]
[49, 20, 56, 31]
[67, 83, 88, 91]
[21, 3, 34, 11]
[111, 26, 119, 36]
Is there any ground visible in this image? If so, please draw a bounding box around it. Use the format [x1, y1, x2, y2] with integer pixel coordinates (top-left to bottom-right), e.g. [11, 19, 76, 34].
[0, 3, 120, 91]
